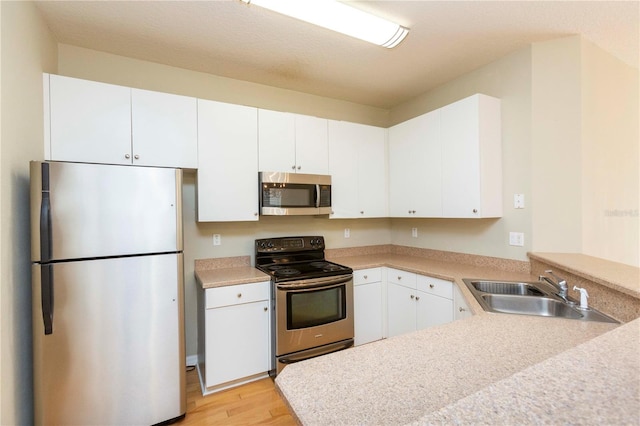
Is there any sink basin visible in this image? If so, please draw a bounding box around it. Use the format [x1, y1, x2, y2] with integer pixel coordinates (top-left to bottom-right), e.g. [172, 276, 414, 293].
[462, 278, 619, 323]
[470, 280, 546, 296]
[481, 294, 583, 319]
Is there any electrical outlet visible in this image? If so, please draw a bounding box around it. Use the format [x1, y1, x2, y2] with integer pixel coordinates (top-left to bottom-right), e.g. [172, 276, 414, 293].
[509, 232, 524, 247]
[514, 194, 525, 209]
[411, 227, 418, 238]
[344, 228, 350, 238]
[213, 234, 221, 246]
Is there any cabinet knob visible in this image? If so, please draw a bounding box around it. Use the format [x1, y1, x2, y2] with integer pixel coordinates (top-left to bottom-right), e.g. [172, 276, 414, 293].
[397, 276, 402, 280]
[473, 209, 478, 213]
[363, 275, 368, 279]
[254, 212, 258, 216]
[264, 307, 268, 312]
[412, 210, 416, 214]
[415, 296, 420, 301]
[297, 166, 301, 170]
[408, 210, 411, 214]
[360, 211, 364, 214]
[125, 154, 131, 159]
[429, 284, 434, 289]
[134, 154, 140, 160]
[410, 294, 415, 299]
[459, 307, 466, 312]
[292, 165, 296, 170]
[237, 293, 242, 298]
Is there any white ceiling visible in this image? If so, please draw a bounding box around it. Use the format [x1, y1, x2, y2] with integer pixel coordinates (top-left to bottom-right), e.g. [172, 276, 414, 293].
[35, 0, 639, 109]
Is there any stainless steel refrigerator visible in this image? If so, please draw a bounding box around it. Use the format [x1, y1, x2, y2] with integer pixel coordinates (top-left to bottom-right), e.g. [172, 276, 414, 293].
[30, 161, 186, 425]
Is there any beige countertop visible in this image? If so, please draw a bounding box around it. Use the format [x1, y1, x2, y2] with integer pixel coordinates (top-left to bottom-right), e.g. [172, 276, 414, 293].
[194, 249, 638, 424]
[529, 252, 640, 299]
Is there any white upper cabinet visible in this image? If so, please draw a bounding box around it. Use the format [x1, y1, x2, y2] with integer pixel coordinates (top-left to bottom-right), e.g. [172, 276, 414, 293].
[131, 88, 197, 168]
[328, 120, 388, 218]
[197, 99, 259, 222]
[388, 110, 442, 217]
[48, 74, 132, 165]
[440, 94, 502, 218]
[388, 94, 502, 219]
[258, 109, 329, 174]
[46, 74, 198, 168]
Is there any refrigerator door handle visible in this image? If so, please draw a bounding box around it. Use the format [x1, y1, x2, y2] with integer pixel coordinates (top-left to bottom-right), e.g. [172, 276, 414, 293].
[41, 264, 54, 335]
[40, 162, 52, 262]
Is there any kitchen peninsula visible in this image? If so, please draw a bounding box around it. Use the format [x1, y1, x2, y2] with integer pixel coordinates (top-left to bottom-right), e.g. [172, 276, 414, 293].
[195, 246, 640, 424]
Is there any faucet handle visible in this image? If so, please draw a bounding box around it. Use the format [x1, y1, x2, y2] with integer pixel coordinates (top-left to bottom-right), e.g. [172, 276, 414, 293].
[545, 270, 567, 289]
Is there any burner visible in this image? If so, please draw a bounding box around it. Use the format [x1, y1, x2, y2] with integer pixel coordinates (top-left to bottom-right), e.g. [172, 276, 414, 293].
[275, 268, 301, 277]
[322, 264, 344, 272]
[309, 261, 328, 268]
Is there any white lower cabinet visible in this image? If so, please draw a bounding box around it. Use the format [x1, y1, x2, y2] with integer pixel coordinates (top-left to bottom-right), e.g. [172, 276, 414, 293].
[353, 268, 384, 346]
[200, 281, 271, 393]
[387, 268, 455, 338]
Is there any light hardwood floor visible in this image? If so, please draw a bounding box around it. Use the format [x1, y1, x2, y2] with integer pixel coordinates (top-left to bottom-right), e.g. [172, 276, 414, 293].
[177, 368, 297, 425]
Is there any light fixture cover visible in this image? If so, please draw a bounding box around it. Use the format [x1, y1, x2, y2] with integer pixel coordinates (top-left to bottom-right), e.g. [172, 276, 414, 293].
[240, 0, 409, 48]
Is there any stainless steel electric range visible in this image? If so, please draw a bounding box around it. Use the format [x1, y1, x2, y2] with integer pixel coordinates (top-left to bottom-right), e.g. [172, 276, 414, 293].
[255, 236, 354, 376]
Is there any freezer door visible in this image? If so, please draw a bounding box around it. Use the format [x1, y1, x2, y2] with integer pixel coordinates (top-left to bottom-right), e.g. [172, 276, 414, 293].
[32, 253, 186, 425]
[31, 161, 182, 262]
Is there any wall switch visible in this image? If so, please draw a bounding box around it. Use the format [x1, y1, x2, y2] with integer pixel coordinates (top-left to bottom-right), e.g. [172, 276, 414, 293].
[514, 194, 525, 209]
[411, 227, 418, 238]
[213, 234, 221, 246]
[509, 232, 524, 246]
[344, 228, 350, 238]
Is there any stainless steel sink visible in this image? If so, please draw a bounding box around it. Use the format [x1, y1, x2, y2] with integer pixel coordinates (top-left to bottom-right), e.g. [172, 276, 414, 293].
[471, 280, 545, 296]
[462, 278, 619, 323]
[481, 294, 583, 319]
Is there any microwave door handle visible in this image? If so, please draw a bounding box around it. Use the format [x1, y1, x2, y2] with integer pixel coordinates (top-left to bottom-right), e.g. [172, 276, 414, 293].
[315, 184, 320, 208]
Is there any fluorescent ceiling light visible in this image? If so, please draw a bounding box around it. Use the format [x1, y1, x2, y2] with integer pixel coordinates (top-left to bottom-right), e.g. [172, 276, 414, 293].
[240, 0, 409, 48]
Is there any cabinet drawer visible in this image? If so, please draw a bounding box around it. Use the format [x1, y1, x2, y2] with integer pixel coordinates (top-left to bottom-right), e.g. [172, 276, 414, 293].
[206, 281, 270, 309]
[417, 275, 453, 299]
[387, 268, 416, 288]
[354, 268, 382, 285]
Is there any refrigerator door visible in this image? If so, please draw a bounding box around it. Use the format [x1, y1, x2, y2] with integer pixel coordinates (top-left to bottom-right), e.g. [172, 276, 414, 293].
[32, 253, 186, 425]
[31, 161, 182, 263]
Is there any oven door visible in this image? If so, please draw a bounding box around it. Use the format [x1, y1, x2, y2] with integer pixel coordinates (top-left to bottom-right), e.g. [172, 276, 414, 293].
[275, 274, 354, 357]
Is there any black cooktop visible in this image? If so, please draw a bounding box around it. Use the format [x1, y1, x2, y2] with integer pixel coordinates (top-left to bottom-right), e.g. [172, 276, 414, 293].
[255, 236, 352, 282]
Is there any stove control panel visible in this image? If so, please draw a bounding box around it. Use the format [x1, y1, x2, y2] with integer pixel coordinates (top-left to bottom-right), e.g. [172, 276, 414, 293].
[256, 236, 325, 253]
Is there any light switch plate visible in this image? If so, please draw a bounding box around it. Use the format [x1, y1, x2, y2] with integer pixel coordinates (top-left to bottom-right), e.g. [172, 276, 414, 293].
[411, 228, 418, 238]
[213, 234, 221, 246]
[509, 232, 524, 246]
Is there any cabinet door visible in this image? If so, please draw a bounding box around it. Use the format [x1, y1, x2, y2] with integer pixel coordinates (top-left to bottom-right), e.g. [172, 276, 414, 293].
[295, 114, 329, 174]
[354, 281, 383, 346]
[416, 291, 453, 331]
[328, 120, 359, 218]
[49, 75, 131, 165]
[131, 89, 197, 168]
[205, 300, 270, 387]
[258, 109, 296, 172]
[387, 282, 416, 337]
[357, 125, 388, 218]
[440, 94, 502, 218]
[388, 110, 441, 217]
[453, 285, 473, 320]
[197, 99, 259, 221]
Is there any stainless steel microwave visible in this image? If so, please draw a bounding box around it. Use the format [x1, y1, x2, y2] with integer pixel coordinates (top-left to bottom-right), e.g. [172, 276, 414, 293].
[259, 172, 331, 216]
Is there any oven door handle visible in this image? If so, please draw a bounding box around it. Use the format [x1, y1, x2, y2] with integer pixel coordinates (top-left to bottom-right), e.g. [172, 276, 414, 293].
[276, 274, 352, 291]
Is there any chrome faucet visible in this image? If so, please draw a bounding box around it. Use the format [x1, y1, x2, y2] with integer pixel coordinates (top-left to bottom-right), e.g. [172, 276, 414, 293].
[539, 270, 575, 305]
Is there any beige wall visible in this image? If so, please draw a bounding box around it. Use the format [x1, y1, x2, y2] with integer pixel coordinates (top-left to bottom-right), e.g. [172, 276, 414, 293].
[581, 39, 639, 266]
[387, 47, 533, 261]
[531, 36, 584, 254]
[531, 35, 639, 266]
[0, 1, 57, 424]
